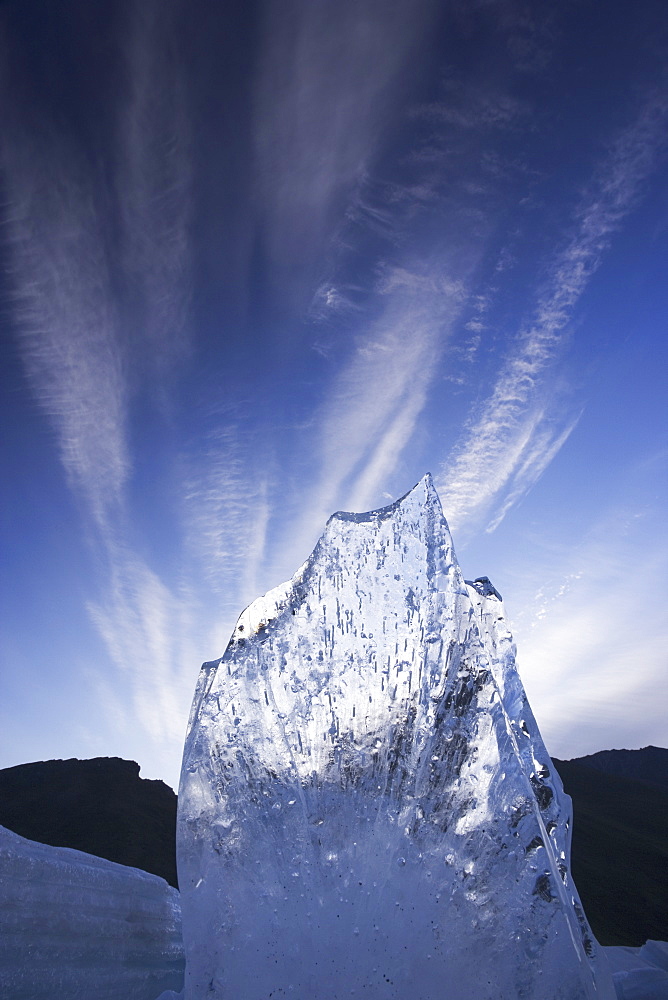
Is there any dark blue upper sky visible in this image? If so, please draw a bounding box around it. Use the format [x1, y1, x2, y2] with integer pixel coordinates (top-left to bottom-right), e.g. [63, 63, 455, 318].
[1, 0, 666, 787]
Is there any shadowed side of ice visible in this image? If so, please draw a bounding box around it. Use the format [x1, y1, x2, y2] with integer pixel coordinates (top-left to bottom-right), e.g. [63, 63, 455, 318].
[178, 475, 615, 1000]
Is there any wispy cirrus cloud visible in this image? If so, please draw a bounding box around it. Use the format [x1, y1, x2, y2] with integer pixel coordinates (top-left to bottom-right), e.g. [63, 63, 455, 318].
[252, 0, 440, 301]
[119, 0, 192, 384]
[182, 412, 272, 615]
[1, 4, 193, 758]
[510, 476, 668, 758]
[318, 278, 459, 510]
[2, 141, 129, 532]
[85, 412, 274, 776]
[484, 413, 582, 533]
[87, 546, 199, 782]
[274, 266, 469, 569]
[418, 86, 529, 132]
[437, 91, 668, 536]
[2, 1, 192, 531]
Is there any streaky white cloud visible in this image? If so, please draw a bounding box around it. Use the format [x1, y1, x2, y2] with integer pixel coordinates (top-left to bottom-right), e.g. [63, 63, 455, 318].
[200, 268, 467, 627]
[437, 92, 668, 535]
[277, 266, 468, 570]
[86, 419, 273, 782]
[510, 490, 668, 758]
[418, 86, 529, 132]
[88, 547, 197, 775]
[2, 1, 192, 531]
[344, 388, 432, 514]
[182, 415, 273, 616]
[1, 5, 194, 769]
[119, 0, 192, 382]
[484, 413, 581, 533]
[310, 281, 366, 324]
[2, 140, 129, 532]
[316, 279, 458, 512]
[252, 0, 440, 295]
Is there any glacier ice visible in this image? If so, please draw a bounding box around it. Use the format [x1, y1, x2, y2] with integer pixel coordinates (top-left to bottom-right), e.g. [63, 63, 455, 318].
[0, 823, 184, 1000]
[606, 941, 668, 1000]
[178, 475, 615, 1000]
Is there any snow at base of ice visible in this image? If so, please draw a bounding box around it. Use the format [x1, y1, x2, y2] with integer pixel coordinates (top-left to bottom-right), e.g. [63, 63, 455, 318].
[606, 942, 668, 1000]
[178, 475, 616, 1000]
[0, 824, 184, 1000]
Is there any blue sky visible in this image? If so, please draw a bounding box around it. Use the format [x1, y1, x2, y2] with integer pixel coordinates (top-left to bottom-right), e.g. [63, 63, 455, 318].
[1, 0, 666, 790]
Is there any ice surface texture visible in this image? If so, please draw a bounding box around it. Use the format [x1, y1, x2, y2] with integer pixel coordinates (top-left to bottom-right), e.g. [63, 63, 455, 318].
[0, 823, 184, 1000]
[607, 941, 668, 999]
[178, 475, 614, 1000]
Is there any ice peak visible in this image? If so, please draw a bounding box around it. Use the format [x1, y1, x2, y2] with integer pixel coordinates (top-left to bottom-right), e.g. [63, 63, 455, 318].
[328, 472, 442, 526]
[178, 478, 614, 1000]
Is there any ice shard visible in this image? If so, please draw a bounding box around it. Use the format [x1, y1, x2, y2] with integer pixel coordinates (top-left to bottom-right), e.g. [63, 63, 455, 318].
[178, 475, 614, 1000]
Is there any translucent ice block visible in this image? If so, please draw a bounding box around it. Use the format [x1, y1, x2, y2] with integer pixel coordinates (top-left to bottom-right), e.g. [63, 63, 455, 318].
[178, 475, 614, 1000]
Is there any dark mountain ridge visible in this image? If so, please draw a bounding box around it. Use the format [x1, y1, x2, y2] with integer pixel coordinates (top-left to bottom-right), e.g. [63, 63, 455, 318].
[552, 750, 667, 946]
[559, 745, 668, 790]
[0, 756, 178, 888]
